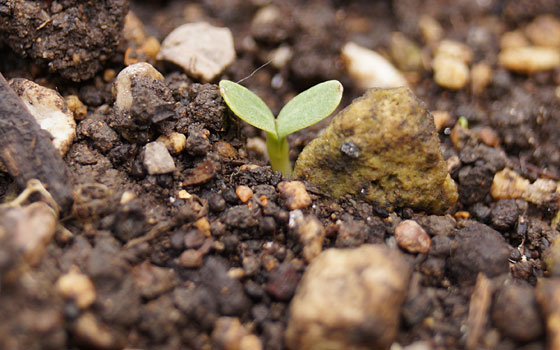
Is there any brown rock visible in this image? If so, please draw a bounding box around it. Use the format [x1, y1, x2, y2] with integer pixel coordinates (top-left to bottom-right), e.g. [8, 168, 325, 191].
[285, 244, 411, 350]
[394, 220, 431, 254]
[236, 185, 254, 203]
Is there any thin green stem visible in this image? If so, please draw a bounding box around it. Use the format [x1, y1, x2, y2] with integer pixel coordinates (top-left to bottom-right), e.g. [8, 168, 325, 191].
[266, 132, 292, 177]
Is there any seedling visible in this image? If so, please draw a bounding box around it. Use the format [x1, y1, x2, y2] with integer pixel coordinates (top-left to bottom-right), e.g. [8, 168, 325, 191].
[219, 80, 343, 177]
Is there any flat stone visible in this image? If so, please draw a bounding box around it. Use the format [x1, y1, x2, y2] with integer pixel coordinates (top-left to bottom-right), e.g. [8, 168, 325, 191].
[285, 244, 411, 350]
[143, 141, 175, 175]
[158, 22, 235, 82]
[294, 87, 457, 214]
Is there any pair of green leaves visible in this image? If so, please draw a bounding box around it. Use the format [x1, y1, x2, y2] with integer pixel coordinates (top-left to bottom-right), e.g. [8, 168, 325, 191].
[219, 80, 343, 140]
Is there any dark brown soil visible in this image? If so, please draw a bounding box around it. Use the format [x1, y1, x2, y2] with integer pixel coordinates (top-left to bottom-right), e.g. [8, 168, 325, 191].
[1, 1, 560, 350]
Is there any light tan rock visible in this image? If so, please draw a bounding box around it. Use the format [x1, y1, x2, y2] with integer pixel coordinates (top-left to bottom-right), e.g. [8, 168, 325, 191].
[56, 267, 96, 309]
[470, 62, 493, 95]
[418, 15, 443, 44]
[490, 168, 530, 200]
[394, 220, 431, 254]
[433, 56, 469, 90]
[289, 211, 325, 263]
[9, 78, 76, 157]
[212, 317, 263, 350]
[236, 185, 254, 203]
[113, 62, 164, 113]
[525, 15, 560, 48]
[278, 181, 312, 210]
[342, 42, 408, 90]
[158, 22, 235, 82]
[157, 132, 187, 155]
[499, 46, 560, 73]
[285, 244, 411, 350]
[65, 95, 87, 120]
[436, 40, 473, 64]
[500, 30, 529, 49]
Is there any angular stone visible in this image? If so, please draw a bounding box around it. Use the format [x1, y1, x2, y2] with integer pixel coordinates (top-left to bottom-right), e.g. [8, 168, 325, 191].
[285, 244, 411, 350]
[158, 22, 235, 82]
[143, 141, 175, 175]
[294, 87, 457, 214]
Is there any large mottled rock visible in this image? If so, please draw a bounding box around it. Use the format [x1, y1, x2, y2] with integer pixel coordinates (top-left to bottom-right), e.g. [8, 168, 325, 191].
[285, 244, 411, 350]
[293, 87, 457, 214]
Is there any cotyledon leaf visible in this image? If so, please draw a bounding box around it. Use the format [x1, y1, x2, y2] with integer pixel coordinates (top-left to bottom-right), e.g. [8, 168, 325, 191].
[276, 80, 343, 139]
[219, 80, 277, 136]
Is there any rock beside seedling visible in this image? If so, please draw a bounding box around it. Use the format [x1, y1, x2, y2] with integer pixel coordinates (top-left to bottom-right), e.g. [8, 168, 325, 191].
[142, 141, 176, 175]
[294, 87, 457, 214]
[285, 244, 411, 350]
[158, 22, 235, 82]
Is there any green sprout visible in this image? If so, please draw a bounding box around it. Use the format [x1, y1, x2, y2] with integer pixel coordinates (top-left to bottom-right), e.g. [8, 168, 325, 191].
[219, 80, 343, 177]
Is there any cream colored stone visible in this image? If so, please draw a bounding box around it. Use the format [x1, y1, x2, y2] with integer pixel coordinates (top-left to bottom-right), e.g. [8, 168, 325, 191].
[490, 168, 530, 200]
[525, 15, 560, 47]
[158, 22, 235, 82]
[278, 181, 312, 210]
[157, 132, 187, 155]
[419, 15, 443, 44]
[113, 62, 164, 112]
[285, 245, 411, 350]
[471, 62, 493, 95]
[499, 47, 560, 73]
[436, 40, 473, 64]
[500, 30, 529, 49]
[433, 55, 469, 90]
[9, 78, 76, 157]
[342, 42, 408, 90]
[56, 267, 96, 309]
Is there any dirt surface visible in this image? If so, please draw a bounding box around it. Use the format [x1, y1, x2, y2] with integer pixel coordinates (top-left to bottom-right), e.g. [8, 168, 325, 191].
[1, 1, 560, 350]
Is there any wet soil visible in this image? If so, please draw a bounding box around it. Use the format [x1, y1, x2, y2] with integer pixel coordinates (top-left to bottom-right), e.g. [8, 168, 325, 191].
[1, 0, 560, 349]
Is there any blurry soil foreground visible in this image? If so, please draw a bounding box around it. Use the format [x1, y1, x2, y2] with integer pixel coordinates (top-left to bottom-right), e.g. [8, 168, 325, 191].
[2, 0, 560, 349]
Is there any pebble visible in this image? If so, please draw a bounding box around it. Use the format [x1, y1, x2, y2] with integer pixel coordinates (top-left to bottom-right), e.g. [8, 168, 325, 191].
[470, 62, 493, 95]
[113, 62, 164, 112]
[65, 94, 88, 120]
[178, 249, 204, 268]
[74, 312, 122, 349]
[448, 221, 510, 284]
[3, 202, 57, 266]
[158, 22, 235, 82]
[211, 317, 263, 350]
[157, 132, 187, 155]
[389, 32, 423, 73]
[525, 14, 560, 48]
[431, 110, 451, 131]
[236, 185, 254, 203]
[498, 46, 560, 73]
[9, 78, 76, 157]
[285, 244, 411, 350]
[418, 15, 443, 44]
[266, 262, 299, 301]
[56, 267, 96, 309]
[394, 220, 431, 254]
[536, 278, 560, 349]
[289, 211, 325, 263]
[491, 280, 543, 342]
[277, 181, 311, 210]
[432, 40, 473, 91]
[500, 30, 529, 49]
[143, 141, 176, 175]
[341, 41, 408, 90]
[415, 215, 455, 236]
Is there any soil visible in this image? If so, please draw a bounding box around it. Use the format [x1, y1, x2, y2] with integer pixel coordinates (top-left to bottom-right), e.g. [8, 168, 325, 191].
[1, 0, 560, 349]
